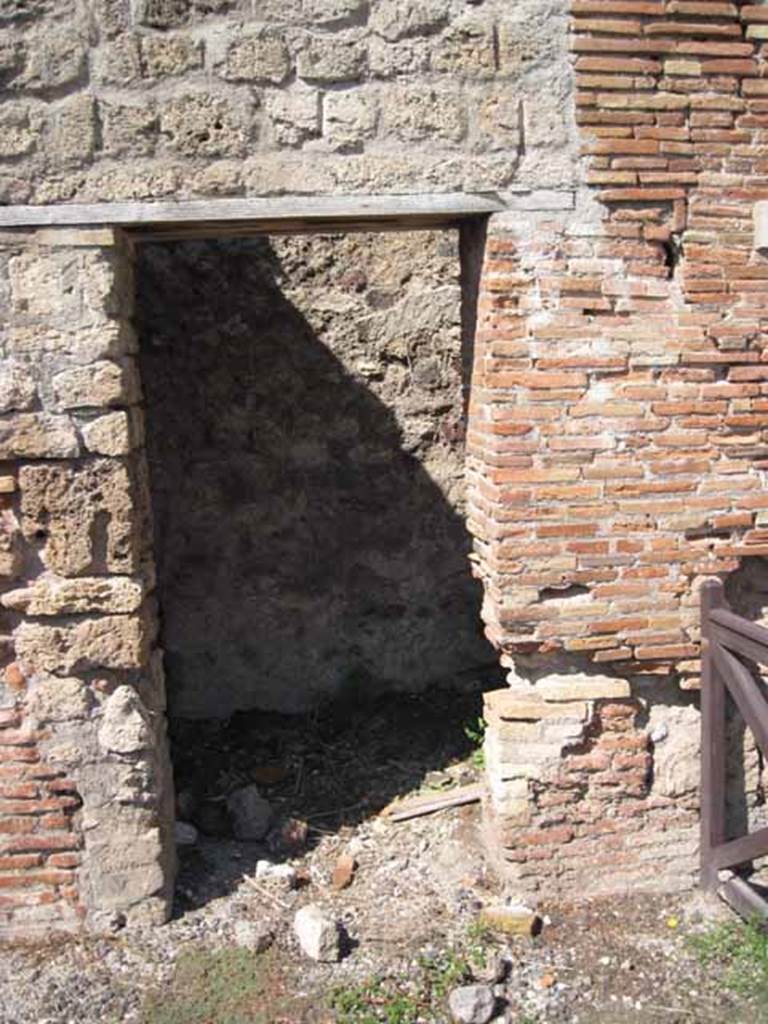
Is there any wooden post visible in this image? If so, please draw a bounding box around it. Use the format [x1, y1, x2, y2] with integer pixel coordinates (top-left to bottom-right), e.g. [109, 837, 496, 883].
[700, 578, 726, 892]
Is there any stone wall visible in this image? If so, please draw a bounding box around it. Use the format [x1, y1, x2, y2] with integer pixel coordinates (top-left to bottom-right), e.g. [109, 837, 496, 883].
[136, 231, 494, 719]
[0, 0, 576, 205]
[474, 0, 768, 897]
[0, 229, 174, 937]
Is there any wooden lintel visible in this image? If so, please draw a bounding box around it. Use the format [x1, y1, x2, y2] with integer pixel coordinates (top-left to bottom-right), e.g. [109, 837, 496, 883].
[0, 193, 504, 240]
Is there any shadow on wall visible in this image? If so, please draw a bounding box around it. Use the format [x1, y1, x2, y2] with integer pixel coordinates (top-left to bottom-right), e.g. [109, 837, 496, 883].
[135, 233, 499, 723]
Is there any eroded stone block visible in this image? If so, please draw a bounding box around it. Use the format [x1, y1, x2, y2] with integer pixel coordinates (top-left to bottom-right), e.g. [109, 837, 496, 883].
[81, 411, 135, 456]
[19, 460, 143, 575]
[219, 30, 291, 84]
[297, 32, 366, 83]
[2, 576, 144, 616]
[0, 413, 78, 459]
[52, 360, 138, 411]
[159, 94, 251, 157]
[0, 360, 36, 412]
[16, 615, 148, 674]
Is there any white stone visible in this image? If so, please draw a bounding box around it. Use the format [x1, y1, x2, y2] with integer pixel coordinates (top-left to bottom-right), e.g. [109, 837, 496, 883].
[232, 919, 273, 952]
[448, 984, 496, 1024]
[293, 904, 341, 962]
[98, 685, 152, 754]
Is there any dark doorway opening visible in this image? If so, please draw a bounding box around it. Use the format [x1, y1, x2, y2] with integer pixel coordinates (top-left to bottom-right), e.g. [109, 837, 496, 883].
[134, 229, 501, 909]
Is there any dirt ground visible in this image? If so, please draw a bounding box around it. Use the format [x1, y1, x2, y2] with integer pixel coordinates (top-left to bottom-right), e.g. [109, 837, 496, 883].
[0, 686, 760, 1024]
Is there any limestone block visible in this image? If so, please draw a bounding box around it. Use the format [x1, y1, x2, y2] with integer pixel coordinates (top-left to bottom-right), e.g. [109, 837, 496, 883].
[324, 90, 377, 151]
[0, 413, 78, 459]
[140, 34, 203, 79]
[477, 89, 521, 153]
[81, 411, 135, 456]
[266, 86, 320, 147]
[16, 615, 147, 674]
[368, 36, 430, 78]
[369, 0, 449, 42]
[0, 360, 36, 412]
[0, 104, 41, 158]
[484, 688, 589, 721]
[648, 703, 700, 799]
[46, 95, 96, 167]
[98, 685, 151, 754]
[100, 100, 158, 158]
[9, 248, 124, 331]
[219, 30, 291, 84]
[329, 151, 463, 192]
[92, 0, 131, 39]
[297, 33, 366, 83]
[28, 676, 89, 722]
[2, 576, 144, 616]
[83, 808, 170, 921]
[497, 10, 562, 76]
[383, 85, 465, 143]
[20, 460, 142, 575]
[534, 674, 631, 702]
[135, 0, 190, 28]
[16, 28, 87, 92]
[91, 35, 141, 87]
[431, 15, 496, 78]
[52, 360, 138, 411]
[159, 94, 250, 157]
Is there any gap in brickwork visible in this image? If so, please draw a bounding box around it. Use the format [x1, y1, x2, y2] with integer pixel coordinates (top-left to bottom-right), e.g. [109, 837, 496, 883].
[133, 230, 502, 907]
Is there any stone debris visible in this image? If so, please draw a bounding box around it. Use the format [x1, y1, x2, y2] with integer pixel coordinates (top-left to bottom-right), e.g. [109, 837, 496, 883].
[226, 784, 273, 841]
[232, 919, 274, 954]
[479, 903, 541, 938]
[447, 983, 496, 1024]
[173, 821, 198, 846]
[255, 860, 297, 889]
[331, 852, 357, 891]
[293, 904, 341, 963]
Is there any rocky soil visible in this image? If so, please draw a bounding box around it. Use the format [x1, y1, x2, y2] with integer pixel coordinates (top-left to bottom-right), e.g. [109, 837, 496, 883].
[0, 686, 760, 1024]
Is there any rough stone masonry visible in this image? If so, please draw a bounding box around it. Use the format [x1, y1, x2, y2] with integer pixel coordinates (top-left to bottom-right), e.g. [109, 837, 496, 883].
[0, 0, 767, 937]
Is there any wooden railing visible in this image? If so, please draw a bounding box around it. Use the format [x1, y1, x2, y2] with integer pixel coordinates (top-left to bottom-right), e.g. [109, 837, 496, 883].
[700, 579, 768, 920]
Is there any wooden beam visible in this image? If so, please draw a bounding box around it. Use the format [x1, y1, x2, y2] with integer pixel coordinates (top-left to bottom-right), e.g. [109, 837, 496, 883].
[712, 826, 768, 871]
[719, 874, 768, 923]
[701, 579, 727, 892]
[0, 193, 505, 237]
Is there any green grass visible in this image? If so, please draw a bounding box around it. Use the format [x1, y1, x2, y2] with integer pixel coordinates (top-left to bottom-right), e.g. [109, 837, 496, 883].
[462, 716, 486, 771]
[689, 916, 768, 1009]
[330, 928, 494, 1023]
[141, 946, 303, 1024]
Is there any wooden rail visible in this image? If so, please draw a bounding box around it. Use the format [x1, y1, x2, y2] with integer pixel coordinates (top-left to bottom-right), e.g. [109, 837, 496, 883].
[700, 579, 768, 920]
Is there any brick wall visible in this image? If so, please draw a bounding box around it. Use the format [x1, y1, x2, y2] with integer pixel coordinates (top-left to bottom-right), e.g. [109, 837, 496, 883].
[473, 0, 768, 894]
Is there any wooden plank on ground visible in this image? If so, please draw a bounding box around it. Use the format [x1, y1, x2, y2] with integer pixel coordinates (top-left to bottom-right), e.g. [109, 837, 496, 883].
[382, 783, 483, 822]
[719, 874, 768, 923]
